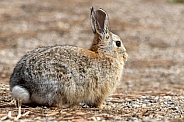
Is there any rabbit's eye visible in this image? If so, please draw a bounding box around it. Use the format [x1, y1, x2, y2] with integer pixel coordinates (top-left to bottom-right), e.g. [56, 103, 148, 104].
[116, 41, 121, 47]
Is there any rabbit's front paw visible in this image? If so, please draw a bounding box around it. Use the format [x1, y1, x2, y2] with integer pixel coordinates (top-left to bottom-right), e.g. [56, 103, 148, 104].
[87, 97, 105, 109]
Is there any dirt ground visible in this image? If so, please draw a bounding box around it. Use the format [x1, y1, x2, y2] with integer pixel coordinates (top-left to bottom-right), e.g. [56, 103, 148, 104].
[0, 0, 184, 121]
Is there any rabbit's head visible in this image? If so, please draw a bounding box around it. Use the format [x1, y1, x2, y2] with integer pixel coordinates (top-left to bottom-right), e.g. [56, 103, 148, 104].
[90, 7, 128, 62]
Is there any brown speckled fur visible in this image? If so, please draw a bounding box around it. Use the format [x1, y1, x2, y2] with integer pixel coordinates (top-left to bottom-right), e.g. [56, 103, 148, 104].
[10, 7, 128, 108]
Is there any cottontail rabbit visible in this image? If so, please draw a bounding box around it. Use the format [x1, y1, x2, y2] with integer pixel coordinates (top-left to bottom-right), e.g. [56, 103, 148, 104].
[10, 7, 128, 113]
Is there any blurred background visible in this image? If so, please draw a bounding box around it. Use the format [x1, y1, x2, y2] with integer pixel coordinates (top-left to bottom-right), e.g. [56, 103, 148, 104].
[0, 0, 184, 95]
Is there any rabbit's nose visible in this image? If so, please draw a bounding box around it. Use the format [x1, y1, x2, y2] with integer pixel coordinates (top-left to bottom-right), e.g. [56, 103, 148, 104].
[123, 52, 128, 62]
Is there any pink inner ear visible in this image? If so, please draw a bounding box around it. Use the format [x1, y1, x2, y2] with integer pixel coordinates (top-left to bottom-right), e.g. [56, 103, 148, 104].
[96, 10, 106, 33]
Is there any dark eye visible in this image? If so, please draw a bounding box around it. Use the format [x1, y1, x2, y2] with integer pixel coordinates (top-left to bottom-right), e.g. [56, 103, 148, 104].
[116, 41, 121, 47]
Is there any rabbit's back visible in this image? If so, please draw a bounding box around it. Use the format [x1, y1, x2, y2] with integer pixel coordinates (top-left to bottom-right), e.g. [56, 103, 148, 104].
[10, 45, 123, 106]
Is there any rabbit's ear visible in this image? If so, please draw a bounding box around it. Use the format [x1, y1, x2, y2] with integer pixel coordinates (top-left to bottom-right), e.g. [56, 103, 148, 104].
[90, 7, 109, 35]
[90, 7, 96, 33]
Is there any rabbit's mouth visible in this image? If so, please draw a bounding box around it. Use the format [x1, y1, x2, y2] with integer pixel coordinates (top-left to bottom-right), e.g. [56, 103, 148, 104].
[123, 52, 128, 62]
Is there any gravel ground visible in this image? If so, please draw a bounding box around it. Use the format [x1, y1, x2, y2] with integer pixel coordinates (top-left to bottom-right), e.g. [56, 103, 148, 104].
[0, 0, 184, 121]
